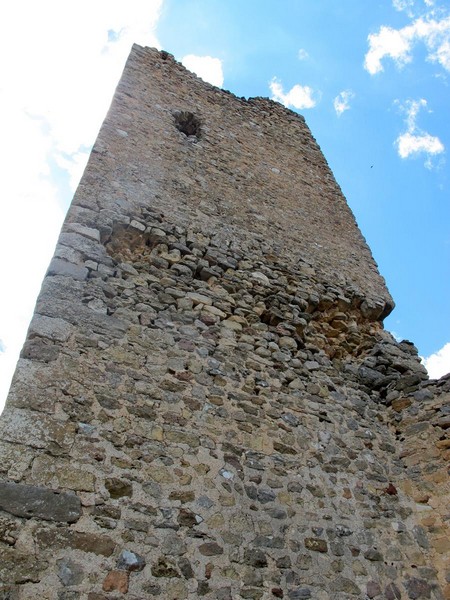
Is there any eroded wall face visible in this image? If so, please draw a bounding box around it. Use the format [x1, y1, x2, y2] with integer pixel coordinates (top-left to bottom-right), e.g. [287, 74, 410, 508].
[0, 46, 448, 600]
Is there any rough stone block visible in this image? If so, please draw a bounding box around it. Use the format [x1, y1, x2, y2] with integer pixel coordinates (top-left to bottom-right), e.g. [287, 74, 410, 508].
[0, 409, 76, 453]
[0, 547, 48, 584]
[0, 481, 81, 522]
[47, 258, 88, 280]
[31, 455, 96, 492]
[36, 528, 115, 556]
[28, 314, 73, 343]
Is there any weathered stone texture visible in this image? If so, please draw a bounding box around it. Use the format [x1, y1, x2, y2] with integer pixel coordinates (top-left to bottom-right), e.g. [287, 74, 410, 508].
[0, 45, 447, 599]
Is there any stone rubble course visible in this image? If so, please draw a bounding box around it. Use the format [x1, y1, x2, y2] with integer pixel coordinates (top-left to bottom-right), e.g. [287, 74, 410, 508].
[0, 45, 448, 599]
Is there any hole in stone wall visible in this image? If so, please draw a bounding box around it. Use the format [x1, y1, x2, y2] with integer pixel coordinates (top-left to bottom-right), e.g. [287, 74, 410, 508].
[173, 111, 201, 140]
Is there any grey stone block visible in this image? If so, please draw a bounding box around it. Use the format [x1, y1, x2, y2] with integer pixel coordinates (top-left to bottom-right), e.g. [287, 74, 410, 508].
[0, 482, 81, 523]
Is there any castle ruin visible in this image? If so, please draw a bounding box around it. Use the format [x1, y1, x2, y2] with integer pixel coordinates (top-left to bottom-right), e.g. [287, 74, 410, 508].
[0, 45, 448, 599]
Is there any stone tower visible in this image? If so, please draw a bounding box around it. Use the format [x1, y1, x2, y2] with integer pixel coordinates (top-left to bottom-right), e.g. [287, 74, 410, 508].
[0, 45, 448, 600]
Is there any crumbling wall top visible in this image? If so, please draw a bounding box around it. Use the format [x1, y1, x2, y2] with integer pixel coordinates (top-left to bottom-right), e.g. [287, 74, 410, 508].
[76, 44, 393, 319]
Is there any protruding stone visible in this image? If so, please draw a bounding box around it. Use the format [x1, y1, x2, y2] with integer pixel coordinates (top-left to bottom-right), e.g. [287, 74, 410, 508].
[364, 549, 383, 562]
[28, 315, 73, 343]
[47, 258, 88, 281]
[151, 557, 179, 578]
[304, 538, 328, 553]
[186, 292, 212, 306]
[0, 547, 48, 584]
[57, 558, 84, 586]
[198, 542, 223, 556]
[385, 583, 401, 599]
[251, 272, 270, 285]
[0, 409, 76, 452]
[366, 581, 381, 598]
[105, 478, 132, 499]
[102, 570, 129, 593]
[0, 482, 81, 523]
[178, 557, 194, 579]
[36, 529, 115, 556]
[243, 548, 268, 568]
[404, 578, 432, 599]
[332, 576, 361, 595]
[116, 550, 146, 572]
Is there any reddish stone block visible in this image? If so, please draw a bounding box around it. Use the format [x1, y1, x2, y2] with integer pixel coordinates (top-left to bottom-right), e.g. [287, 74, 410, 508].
[102, 570, 129, 593]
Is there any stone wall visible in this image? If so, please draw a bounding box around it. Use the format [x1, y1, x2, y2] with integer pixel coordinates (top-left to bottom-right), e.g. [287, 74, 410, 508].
[0, 45, 447, 600]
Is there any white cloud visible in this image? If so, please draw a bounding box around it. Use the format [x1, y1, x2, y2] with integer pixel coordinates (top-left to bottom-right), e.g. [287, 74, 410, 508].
[55, 151, 91, 193]
[0, 0, 163, 414]
[269, 78, 319, 110]
[423, 342, 450, 379]
[334, 90, 355, 116]
[365, 24, 415, 74]
[365, 14, 450, 74]
[0, 1, 163, 155]
[395, 98, 444, 164]
[403, 97, 426, 130]
[181, 55, 224, 88]
[392, 0, 415, 16]
[397, 130, 444, 157]
[298, 48, 310, 61]
[428, 32, 450, 70]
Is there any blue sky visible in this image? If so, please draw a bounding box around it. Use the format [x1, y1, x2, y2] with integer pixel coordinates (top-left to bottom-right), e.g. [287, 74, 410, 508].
[1, 0, 449, 411]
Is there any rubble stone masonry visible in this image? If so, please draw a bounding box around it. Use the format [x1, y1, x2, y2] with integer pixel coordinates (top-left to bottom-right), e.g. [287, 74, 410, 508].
[0, 45, 448, 599]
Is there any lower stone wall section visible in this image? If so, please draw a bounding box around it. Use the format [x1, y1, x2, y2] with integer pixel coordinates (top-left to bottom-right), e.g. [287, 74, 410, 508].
[0, 211, 447, 599]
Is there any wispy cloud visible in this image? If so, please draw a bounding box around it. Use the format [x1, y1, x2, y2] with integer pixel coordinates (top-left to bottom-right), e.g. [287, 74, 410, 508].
[395, 98, 444, 166]
[334, 90, 355, 116]
[393, 0, 435, 14]
[423, 341, 450, 379]
[392, 0, 415, 17]
[365, 12, 450, 74]
[181, 55, 224, 88]
[298, 48, 310, 61]
[269, 78, 319, 110]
